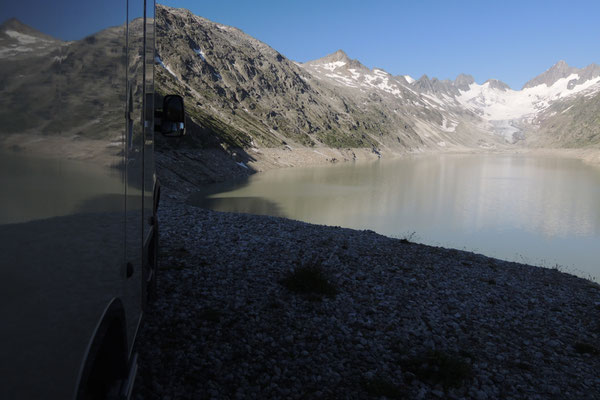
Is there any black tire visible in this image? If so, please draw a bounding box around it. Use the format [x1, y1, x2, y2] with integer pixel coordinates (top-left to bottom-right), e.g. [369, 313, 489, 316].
[77, 301, 128, 400]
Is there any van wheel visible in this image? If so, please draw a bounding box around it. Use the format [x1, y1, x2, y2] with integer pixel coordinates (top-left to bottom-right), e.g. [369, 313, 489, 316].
[77, 302, 128, 400]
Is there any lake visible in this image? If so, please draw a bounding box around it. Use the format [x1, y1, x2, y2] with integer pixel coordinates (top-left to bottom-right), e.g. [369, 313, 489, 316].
[189, 153, 600, 281]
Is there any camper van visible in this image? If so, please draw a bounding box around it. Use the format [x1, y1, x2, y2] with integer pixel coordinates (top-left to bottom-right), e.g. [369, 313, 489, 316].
[0, 1, 183, 398]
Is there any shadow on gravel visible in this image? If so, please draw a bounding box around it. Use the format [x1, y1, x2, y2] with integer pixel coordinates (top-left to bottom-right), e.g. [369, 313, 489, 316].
[187, 194, 286, 217]
[401, 350, 473, 389]
[361, 376, 405, 399]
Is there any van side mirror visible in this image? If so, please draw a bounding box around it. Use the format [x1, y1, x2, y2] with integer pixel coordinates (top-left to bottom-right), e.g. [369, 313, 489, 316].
[155, 95, 185, 136]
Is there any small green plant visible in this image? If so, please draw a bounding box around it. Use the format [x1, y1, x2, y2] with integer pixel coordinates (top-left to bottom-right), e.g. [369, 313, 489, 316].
[280, 261, 337, 297]
[399, 231, 417, 244]
[550, 264, 564, 272]
[361, 376, 404, 399]
[402, 350, 472, 388]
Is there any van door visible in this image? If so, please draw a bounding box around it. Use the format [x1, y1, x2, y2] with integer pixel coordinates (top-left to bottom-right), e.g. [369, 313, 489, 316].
[124, 0, 147, 351]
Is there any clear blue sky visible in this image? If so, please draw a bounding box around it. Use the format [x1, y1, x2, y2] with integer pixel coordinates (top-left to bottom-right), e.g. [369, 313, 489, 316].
[1, 1, 598, 89]
[159, 0, 599, 89]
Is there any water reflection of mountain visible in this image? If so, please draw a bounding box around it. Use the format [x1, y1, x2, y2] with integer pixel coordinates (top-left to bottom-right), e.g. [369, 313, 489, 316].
[193, 153, 600, 244]
[0, 17, 144, 165]
[282, 155, 600, 239]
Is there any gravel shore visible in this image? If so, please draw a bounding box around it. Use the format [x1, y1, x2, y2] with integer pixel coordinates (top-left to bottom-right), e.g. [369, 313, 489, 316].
[134, 193, 600, 400]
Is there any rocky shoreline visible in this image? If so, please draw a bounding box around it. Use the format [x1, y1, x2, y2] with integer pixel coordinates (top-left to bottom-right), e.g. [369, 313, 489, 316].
[244, 146, 600, 173]
[133, 189, 600, 399]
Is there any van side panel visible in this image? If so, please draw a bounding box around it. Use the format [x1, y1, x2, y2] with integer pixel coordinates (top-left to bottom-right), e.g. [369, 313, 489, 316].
[0, 1, 150, 398]
[142, 0, 157, 308]
[124, 0, 146, 352]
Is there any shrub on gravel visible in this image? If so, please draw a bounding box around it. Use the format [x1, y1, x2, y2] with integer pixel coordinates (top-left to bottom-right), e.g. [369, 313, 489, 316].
[280, 261, 337, 297]
[399, 231, 416, 244]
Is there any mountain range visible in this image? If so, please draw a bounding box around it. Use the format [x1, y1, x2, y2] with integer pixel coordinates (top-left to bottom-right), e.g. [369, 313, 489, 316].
[154, 5, 600, 154]
[1, 5, 599, 164]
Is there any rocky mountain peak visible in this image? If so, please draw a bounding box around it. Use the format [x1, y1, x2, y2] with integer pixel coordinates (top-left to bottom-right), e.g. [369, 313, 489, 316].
[413, 74, 433, 92]
[522, 60, 578, 89]
[579, 63, 600, 81]
[0, 18, 57, 41]
[484, 79, 511, 91]
[554, 59, 569, 68]
[304, 49, 368, 72]
[1, 18, 28, 32]
[306, 49, 350, 64]
[0, 17, 62, 59]
[329, 49, 349, 61]
[547, 60, 574, 76]
[413, 75, 456, 94]
[454, 73, 475, 90]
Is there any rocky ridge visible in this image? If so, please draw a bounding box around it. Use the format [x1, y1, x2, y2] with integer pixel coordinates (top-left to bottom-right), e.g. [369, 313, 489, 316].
[155, 4, 503, 158]
[522, 60, 600, 90]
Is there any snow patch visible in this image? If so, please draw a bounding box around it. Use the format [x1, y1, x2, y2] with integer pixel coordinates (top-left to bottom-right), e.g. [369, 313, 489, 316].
[193, 48, 206, 61]
[0, 46, 33, 58]
[561, 105, 574, 114]
[320, 61, 346, 71]
[348, 69, 361, 79]
[422, 94, 444, 106]
[404, 75, 415, 84]
[457, 73, 600, 121]
[216, 24, 235, 32]
[5, 30, 43, 44]
[583, 85, 600, 98]
[312, 64, 404, 97]
[155, 56, 177, 78]
[325, 73, 359, 88]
